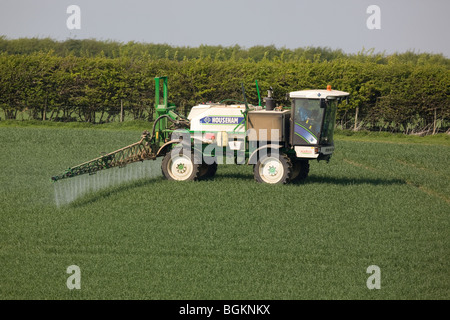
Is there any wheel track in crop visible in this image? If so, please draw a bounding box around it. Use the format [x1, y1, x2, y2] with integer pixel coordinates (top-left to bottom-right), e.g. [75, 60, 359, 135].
[395, 159, 450, 178]
[343, 158, 450, 205]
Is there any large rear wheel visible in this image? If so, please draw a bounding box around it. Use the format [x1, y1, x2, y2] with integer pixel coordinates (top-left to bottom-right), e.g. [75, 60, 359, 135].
[161, 148, 201, 181]
[254, 152, 292, 184]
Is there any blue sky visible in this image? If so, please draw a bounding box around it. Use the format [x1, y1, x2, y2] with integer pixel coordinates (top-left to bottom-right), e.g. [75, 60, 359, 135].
[1, 0, 449, 57]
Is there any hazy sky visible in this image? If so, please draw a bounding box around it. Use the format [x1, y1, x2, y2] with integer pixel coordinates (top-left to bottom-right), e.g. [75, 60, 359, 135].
[1, 0, 449, 57]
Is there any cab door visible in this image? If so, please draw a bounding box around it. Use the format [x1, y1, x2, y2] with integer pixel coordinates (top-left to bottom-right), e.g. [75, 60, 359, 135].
[290, 98, 324, 146]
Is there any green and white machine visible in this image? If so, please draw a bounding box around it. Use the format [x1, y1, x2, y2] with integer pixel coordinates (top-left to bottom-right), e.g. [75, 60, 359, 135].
[51, 77, 349, 184]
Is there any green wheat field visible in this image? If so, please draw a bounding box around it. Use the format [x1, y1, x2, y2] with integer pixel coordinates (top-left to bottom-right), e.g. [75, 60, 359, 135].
[0, 123, 449, 299]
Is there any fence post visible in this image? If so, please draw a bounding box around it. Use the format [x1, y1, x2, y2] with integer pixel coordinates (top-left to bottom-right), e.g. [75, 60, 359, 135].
[354, 106, 359, 131]
[43, 97, 47, 121]
[432, 107, 437, 135]
[120, 99, 124, 122]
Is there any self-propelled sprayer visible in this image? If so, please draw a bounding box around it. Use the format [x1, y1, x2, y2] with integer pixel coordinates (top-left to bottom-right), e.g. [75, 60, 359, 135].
[51, 76, 349, 184]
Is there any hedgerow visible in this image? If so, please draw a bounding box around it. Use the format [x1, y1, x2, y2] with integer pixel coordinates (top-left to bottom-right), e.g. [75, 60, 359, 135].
[0, 38, 448, 134]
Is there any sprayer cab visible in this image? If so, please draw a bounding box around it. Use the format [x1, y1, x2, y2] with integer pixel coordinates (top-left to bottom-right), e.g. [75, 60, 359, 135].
[288, 87, 349, 160]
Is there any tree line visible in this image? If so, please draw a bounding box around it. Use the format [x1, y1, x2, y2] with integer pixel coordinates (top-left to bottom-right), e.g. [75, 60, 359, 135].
[2, 36, 449, 66]
[0, 37, 448, 134]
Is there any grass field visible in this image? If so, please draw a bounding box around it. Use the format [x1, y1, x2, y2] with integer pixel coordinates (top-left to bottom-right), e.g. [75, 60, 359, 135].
[0, 123, 449, 300]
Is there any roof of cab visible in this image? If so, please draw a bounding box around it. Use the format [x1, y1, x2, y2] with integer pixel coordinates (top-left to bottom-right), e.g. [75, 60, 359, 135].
[289, 89, 349, 99]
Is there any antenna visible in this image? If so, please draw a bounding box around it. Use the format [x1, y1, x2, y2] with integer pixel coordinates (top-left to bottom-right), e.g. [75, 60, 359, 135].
[255, 80, 261, 106]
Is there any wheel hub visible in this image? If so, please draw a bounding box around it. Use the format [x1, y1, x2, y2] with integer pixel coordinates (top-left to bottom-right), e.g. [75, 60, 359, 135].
[268, 166, 277, 176]
[176, 163, 186, 173]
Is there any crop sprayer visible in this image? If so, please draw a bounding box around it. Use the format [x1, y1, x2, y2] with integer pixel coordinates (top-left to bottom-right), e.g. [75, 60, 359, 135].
[51, 76, 349, 184]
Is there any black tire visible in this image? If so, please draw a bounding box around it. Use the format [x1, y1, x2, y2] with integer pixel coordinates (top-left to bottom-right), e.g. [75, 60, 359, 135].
[254, 152, 292, 184]
[161, 147, 201, 181]
[291, 159, 310, 182]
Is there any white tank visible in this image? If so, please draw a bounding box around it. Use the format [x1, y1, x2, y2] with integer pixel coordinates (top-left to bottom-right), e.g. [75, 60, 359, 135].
[188, 104, 255, 134]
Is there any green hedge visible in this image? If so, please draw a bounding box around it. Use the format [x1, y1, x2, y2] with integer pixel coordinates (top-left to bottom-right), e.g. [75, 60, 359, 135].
[0, 39, 449, 134]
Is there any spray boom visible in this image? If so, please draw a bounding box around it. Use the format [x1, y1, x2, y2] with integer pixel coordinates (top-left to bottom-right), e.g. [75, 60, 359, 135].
[51, 76, 188, 182]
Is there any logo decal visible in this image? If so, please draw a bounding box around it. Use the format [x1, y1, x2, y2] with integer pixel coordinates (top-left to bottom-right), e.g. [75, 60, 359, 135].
[199, 116, 244, 125]
[294, 123, 318, 144]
